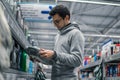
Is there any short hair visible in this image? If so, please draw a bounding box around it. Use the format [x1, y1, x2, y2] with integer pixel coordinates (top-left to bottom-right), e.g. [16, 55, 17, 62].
[49, 5, 70, 19]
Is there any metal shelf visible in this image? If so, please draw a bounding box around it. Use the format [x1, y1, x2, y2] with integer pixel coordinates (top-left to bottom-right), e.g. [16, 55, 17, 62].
[82, 78, 95, 80]
[0, 0, 30, 49]
[105, 77, 120, 80]
[104, 53, 120, 63]
[80, 59, 102, 71]
[104, 54, 120, 80]
[2, 68, 34, 79]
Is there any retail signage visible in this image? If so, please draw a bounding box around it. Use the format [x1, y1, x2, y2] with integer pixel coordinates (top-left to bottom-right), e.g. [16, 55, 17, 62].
[101, 39, 112, 57]
[20, 3, 55, 21]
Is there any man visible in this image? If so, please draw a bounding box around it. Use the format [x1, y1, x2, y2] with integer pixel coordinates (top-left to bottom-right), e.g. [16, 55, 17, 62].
[39, 5, 85, 80]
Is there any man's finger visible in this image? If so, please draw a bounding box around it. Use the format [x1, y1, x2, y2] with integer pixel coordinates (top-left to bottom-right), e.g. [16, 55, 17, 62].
[40, 48, 45, 51]
[40, 53, 47, 58]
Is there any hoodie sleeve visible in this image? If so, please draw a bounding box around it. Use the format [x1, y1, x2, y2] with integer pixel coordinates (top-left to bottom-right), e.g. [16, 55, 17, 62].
[53, 29, 85, 67]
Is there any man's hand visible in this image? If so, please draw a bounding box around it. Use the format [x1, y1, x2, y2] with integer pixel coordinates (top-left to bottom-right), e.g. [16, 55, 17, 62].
[39, 48, 55, 59]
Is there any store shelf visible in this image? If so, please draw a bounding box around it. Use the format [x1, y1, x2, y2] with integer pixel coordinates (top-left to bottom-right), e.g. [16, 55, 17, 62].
[80, 59, 102, 71]
[82, 78, 95, 80]
[105, 77, 120, 80]
[104, 53, 120, 63]
[3, 69, 34, 77]
[0, 0, 30, 49]
[2, 68, 34, 78]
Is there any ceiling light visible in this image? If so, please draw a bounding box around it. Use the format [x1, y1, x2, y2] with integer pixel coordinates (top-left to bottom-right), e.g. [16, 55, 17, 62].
[84, 34, 120, 38]
[59, 0, 120, 6]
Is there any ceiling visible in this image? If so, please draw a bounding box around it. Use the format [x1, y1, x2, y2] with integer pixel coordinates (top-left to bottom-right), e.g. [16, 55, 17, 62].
[20, 0, 120, 56]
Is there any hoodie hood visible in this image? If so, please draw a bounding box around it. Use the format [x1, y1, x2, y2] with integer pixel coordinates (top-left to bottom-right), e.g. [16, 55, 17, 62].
[59, 23, 80, 35]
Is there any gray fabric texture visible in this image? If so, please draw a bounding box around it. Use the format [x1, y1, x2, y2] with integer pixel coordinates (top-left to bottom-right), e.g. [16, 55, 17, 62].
[51, 23, 85, 80]
[39, 23, 84, 80]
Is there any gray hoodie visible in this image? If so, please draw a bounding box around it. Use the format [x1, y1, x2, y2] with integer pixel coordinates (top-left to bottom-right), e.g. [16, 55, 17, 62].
[39, 23, 85, 80]
[51, 23, 85, 80]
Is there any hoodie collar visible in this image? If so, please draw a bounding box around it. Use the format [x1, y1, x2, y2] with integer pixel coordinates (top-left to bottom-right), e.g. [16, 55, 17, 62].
[59, 23, 71, 30]
[58, 23, 77, 35]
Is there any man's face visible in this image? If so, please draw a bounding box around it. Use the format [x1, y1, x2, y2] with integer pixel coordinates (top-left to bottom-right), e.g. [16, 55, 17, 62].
[52, 14, 68, 29]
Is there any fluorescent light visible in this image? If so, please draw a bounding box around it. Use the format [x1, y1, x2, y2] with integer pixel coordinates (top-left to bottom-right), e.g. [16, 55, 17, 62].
[84, 34, 120, 38]
[58, 0, 120, 6]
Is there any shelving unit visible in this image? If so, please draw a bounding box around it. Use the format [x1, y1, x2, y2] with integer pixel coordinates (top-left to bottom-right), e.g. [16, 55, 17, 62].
[1, 0, 40, 61]
[104, 53, 120, 63]
[1, 0, 30, 49]
[80, 53, 120, 80]
[80, 59, 102, 71]
[105, 77, 120, 80]
[2, 69, 34, 80]
[82, 78, 95, 80]
[0, 0, 37, 80]
[103, 53, 120, 80]
[80, 58, 102, 80]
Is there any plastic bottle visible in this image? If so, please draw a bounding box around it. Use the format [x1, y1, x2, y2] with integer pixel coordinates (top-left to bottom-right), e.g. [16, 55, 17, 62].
[28, 60, 33, 74]
[18, 50, 22, 70]
[94, 53, 97, 62]
[20, 51, 29, 72]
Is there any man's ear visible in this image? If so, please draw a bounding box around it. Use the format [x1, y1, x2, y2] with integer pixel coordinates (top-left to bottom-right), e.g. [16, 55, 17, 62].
[66, 15, 70, 20]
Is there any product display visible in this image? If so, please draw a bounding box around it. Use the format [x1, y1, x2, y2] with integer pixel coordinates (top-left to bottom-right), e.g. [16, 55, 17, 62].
[80, 40, 120, 80]
[0, 0, 35, 80]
